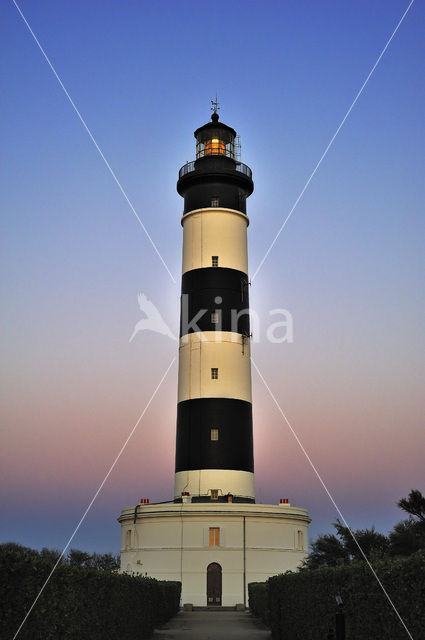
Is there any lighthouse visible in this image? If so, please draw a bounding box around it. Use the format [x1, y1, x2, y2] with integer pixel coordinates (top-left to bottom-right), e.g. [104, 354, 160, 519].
[119, 106, 310, 607]
[175, 105, 254, 505]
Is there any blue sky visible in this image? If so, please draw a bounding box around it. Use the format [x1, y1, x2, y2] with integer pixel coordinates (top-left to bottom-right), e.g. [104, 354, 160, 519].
[1, 0, 424, 553]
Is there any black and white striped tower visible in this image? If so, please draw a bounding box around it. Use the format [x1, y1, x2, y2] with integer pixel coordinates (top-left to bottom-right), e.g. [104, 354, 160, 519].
[174, 108, 255, 504]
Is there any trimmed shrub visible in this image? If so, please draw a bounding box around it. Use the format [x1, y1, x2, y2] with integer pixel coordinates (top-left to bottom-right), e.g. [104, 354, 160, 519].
[0, 549, 181, 640]
[266, 552, 425, 640]
[248, 582, 270, 627]
[154, 581, 182, 625]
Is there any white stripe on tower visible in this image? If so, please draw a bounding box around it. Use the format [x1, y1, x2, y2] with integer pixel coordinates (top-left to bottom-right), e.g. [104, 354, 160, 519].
[181, 208, 249, 274]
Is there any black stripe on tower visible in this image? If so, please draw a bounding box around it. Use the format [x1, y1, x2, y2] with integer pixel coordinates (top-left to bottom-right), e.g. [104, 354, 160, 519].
[180, 178, 250, 215]
[175, 398, 254, 472]
[180, 267, 250, 337]
[177, 155, 254, 215]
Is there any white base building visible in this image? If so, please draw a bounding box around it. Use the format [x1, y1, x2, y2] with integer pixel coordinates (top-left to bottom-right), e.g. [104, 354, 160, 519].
[119, 500, 310, 606]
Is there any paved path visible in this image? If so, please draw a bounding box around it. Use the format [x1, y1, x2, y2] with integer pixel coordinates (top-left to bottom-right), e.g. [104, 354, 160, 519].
[154, 610, 271, 639]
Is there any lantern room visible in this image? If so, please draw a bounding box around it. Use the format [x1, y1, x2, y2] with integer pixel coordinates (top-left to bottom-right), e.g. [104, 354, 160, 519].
[194, 112, 237, 159]
[177, 110, 253, 216]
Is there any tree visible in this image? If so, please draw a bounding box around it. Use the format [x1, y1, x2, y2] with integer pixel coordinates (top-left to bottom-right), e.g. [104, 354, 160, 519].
[389, 519, 422, 556]
[397, 489, 425, 522]
[303, 521, 389, 569]
[67, 549, 119, 571]
[90, 552, 120, 572]
[333, 520, 389, 562]
[389, 489, 425, 556]
[68, 548, 91, 568]
[301, 533, 349, 570]
[0, 542, 38, 558]
[39, 547, 63, 565]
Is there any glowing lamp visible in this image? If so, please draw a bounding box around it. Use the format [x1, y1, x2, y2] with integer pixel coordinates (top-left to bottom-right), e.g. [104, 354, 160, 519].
[204, 137, 226, 155]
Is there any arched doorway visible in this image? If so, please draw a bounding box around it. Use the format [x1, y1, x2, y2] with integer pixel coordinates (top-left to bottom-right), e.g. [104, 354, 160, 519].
[207, 562, 222, 606]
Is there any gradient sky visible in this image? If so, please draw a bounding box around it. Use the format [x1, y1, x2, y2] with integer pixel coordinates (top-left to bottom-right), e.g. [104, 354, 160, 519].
[1, 0, 424, 554]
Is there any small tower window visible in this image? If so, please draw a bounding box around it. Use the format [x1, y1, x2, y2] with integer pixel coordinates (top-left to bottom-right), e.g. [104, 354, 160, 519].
[211, 368, 218, 379]
[210, 490, 219, 502]
[209, 526, 220, 545]
[212, 256, 218, 267]
[211, 312, 218, 324]
[211, 197, 219, 207]
[211, 428, 219, 441]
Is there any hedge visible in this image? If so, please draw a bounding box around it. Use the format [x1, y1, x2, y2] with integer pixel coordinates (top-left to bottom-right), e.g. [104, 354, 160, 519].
[248, 582, 270, 627]
[249, 552, 425, 640]
[155, 580, 182, 625]
[0, 549, 181, 640]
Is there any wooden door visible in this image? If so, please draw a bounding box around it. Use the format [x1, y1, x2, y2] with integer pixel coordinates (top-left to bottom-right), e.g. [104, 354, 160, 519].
[207, 562, 222, 606]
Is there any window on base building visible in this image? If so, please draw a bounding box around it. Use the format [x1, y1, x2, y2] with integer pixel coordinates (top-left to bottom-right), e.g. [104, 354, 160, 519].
[297, 530, 304, 550]
[211, 197, 219, 207]
[211, 367, 218, 379]
[126, 529, 132, 550]
[212, 256, 218, 267]
[211, 428, 219, 441]
[210, 490, 219, 501]
[209, 527, 220, 545]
